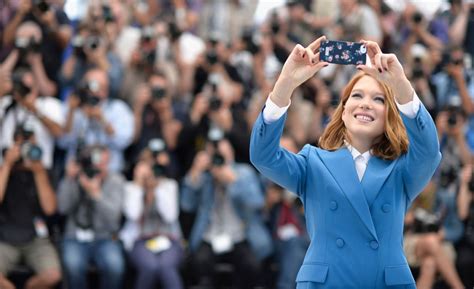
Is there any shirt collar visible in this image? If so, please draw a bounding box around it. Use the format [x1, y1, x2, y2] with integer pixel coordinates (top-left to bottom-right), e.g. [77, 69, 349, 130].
[344, 140, 373, 163]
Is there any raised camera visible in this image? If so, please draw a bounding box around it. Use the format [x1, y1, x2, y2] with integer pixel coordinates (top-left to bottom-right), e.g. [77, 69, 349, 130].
[148, 138, 166, 157]
[76, 81, 101, 106]
[33, 0, 49, 13]
[85, 36, 101, 50]
[11, 70, 31, 98]
[152, 163, 166, 177]
[78, 148, 102, 178]
[15, 37, 41, 55]
[21, 142, 43, 161]
[412, 12, 423, 24]
[151, 86, 166, 100]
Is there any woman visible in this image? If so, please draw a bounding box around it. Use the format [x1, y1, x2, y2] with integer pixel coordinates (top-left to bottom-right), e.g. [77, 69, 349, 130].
[250, 36, 442, 289]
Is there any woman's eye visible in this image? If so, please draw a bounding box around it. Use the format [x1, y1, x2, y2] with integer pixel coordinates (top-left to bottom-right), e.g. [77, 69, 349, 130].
[351, 93, 362, 98]
[374, 96, 385, 104]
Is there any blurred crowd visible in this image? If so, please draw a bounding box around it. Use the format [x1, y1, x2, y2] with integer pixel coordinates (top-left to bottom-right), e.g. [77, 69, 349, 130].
[0, 0, 474, 289]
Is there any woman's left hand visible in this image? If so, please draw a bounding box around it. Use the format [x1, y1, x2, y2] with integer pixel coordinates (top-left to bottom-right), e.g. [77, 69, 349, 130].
[357, 40, 414, 104]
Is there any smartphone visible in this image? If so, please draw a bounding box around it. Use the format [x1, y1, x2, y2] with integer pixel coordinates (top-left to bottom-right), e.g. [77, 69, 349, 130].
[319, 40, 367, 65]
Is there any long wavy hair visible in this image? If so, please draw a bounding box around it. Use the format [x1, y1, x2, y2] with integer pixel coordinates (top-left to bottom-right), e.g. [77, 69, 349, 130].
[318, 72, 409, 160]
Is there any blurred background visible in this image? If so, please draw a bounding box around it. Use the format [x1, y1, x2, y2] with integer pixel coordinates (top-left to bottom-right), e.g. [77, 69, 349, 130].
[0, 0, 474, 289]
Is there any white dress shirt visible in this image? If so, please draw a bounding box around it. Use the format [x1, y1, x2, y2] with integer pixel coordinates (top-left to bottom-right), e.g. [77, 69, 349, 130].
[262, 92, 421, 181]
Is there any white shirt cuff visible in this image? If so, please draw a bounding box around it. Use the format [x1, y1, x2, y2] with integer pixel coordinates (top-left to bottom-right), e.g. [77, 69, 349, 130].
[396, 92, 421, 119]
[262, 96, 291, 124]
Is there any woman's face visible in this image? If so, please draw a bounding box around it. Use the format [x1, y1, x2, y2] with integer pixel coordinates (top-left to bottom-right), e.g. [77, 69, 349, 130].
[342, 75, 387, 145]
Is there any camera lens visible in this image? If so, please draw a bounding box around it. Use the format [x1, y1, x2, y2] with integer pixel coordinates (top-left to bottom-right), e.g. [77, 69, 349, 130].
[152, 163, 166, 177]
[21, 143, 43, 161]
[412, 12, 423, 23]
[151, 86, 166, 100]
[211, 153, 225, 166]
[209, 96, 222, 111]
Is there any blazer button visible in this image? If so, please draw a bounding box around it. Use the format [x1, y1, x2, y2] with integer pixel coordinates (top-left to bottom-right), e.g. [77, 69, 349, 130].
[330, 201, 338, 211]
[336, 238, 345, 248]
[370, 240, 379, 250]
[382, 204, 392, 213]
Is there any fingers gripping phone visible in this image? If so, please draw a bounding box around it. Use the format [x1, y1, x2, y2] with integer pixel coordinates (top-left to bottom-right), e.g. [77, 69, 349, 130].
[319, 40, 367, 65]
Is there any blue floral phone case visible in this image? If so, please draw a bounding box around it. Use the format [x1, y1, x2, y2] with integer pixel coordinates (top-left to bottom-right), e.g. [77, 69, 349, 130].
[319, 40, 367, 65]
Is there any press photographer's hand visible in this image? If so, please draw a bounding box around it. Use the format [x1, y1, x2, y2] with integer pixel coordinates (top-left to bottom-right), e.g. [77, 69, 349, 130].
[3, 145, 21, 166]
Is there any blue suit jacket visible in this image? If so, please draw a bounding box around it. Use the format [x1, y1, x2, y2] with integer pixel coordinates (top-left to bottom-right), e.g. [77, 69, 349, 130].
[250, 104, 441, 289]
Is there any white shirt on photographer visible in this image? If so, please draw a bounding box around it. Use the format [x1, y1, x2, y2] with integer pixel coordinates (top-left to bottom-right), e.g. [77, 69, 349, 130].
[0, 95, 65, 169]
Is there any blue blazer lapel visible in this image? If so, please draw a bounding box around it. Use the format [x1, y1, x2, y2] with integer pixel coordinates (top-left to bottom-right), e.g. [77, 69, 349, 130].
[361, 157, 398, 207]
[317, 148, 378, 241]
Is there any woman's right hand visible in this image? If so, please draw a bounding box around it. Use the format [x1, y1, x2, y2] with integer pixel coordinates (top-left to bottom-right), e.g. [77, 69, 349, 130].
[272, 36, 329, 106]
[279, 36, 328, 87]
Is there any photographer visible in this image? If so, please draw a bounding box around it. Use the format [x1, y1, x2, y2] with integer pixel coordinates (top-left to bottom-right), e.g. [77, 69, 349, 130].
[181, 129, 272, 289]
[0, 128, 61, 289]
[401, 6, 446, 57]
[403, 202, 465, 289]
[433, 104, 470, 243]
[177, 41, 250, 176]
[57, 145, 125, 289]
[2, 21, 58, 97]
[58, 68, 134, 173]
[120, 148, 184, 289]
[60, 21, 123, 99]
[455, 164, 474, 288]
[0, 67, 64, 170]
[129, 71, 183, 178]
[2, 0, 71, 89]
[431, 46, 474, 113]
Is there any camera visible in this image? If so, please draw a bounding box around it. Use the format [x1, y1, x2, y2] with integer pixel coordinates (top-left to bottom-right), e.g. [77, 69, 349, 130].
[412, 12, 423, 24]
[33, 0, 49, 13]
[71, 35, 87, 58]
[413, 208, 441, 233]
[209, 97, 222, 111]
[206, 50, 218, 65]
[148, 138, 166, 157]
[15, 37, 41, 56]
[21, 142, 43, 161]
[151, 86, 166, 100]
[152, 163, 166, 177]
[102, 5, 114, 22]
[11, 70, 31, 98]
[270, 11, 280, 34]
[77, 147, 102, 178]
[208, 127, 226, 167]
[75, 81, 101, 106]
[85, 36, 101, 50]
[141, 26, 155, 43]
[412, 67, 424, 79]
[439, 167, 458, 187]
[14, 125, 43, 162]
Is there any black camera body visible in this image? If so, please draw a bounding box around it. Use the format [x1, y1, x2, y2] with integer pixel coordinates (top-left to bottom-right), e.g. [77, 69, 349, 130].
[413, 208, 441, 233]
[21, 142, 43, 161]
[77, 148, 102, 178]
[13, 125, 43, 162]
[211, 153, 225, 166]
[151, 86, 166, 100]
[15, 37, 41, 56]
[33, 0, 50, 13]
[75, 82, 101, 107]
[11, 70, 31, 98]
[412, 12, 423, 24]
[439, 167, 458, 187]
